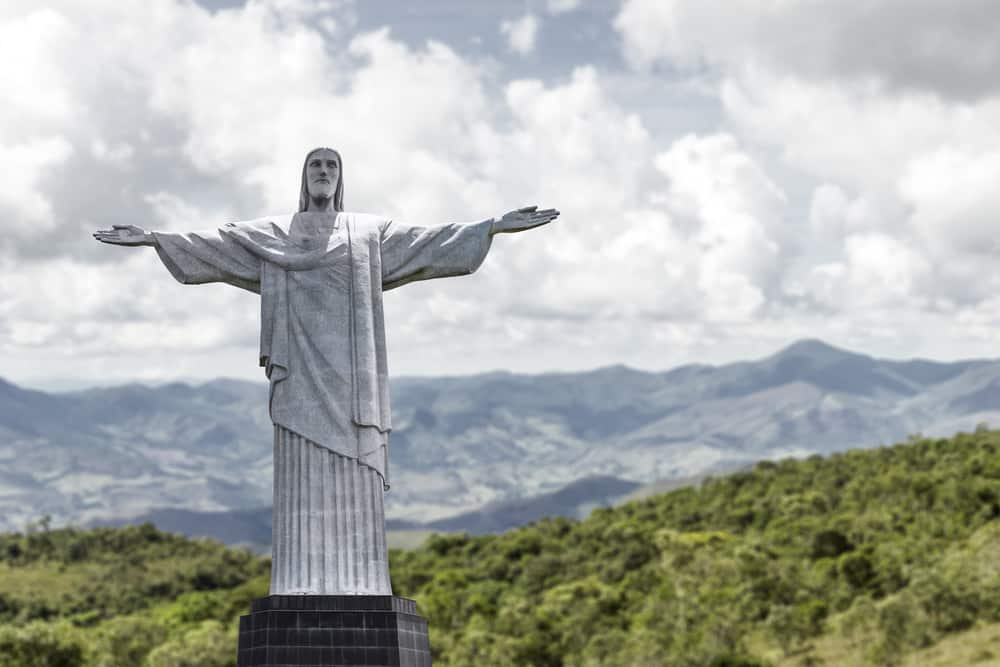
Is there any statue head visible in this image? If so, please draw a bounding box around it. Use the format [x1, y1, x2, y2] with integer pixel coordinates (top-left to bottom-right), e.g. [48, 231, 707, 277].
[299, 147, 344, 212]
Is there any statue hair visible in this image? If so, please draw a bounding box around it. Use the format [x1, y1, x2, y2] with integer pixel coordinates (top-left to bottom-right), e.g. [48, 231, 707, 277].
[299, 147, 344, 212]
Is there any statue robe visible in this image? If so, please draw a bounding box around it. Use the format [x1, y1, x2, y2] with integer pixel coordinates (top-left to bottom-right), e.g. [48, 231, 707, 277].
[152, 211, 494, 593]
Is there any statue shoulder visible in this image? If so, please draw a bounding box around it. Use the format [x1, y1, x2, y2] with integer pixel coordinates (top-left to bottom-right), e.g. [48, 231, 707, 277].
[223, 213, 295, 235]
[339, 211, 391, 236]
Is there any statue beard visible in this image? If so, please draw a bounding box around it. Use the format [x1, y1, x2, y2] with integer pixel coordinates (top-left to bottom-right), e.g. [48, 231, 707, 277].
[308, 193, 335, 211]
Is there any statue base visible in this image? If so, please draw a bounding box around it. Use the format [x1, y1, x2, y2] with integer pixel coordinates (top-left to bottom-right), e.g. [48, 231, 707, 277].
[236, 595, 432, 667]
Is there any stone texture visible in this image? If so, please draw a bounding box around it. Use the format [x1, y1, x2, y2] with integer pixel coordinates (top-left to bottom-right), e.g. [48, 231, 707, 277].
[94, 148, 558, 647]
[271, 426, 391, 595]
[151, 209, 494, 594]
[237, 595, 432, 667]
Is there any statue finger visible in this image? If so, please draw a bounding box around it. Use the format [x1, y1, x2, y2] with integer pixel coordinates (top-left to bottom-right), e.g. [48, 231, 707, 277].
[517, 205, 538, 213]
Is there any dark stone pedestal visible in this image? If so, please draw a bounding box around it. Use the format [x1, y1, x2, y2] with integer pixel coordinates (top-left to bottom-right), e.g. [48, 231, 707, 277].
[237, 595, 432, 667]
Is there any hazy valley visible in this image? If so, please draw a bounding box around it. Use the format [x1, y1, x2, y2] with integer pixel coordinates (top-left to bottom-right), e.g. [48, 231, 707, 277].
[3, 338, 999, 540]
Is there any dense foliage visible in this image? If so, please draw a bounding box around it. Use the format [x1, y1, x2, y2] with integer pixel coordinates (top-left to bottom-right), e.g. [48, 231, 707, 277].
[391, 428, 1000, 665]
[0, 523, 268, 666]
[0, 429, 998, 666]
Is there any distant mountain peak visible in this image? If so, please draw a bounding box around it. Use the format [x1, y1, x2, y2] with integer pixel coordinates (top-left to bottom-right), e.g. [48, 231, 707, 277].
[770, 338, 864, 363]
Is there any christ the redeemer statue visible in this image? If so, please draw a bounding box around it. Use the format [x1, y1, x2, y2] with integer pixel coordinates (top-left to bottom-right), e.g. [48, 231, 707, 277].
[94, 148, 559, 596]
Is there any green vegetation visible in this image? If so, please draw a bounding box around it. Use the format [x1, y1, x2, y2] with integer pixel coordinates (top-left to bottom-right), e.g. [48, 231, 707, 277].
[1, 429, 998, 665]
[0, 523, 267, 667]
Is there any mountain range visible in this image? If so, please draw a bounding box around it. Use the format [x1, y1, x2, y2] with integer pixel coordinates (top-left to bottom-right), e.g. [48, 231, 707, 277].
[2, 338, 998, 536]
[91, 474, 647, 549]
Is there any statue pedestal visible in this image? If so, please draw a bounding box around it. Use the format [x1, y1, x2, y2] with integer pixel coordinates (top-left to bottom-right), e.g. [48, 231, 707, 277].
[236, 595, 432, 667]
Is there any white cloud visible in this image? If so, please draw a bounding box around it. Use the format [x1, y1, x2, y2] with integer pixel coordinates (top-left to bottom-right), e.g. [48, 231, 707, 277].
[716, 58, 1000, 314]
[808, 184, 850, 241]
[615, 0, 1000, 100]
[5, 0, 1000, 389]
[787, 231, 934, 313]
[2, 1, 702, 383]
[0, 8, 78, 130]
[3, 0, 818, 384]
[843, 233, 932, 308]
[718, 69, 1000, 193]
[546, 0, 581, 14]
[0, 137, 73, 236]
[899, 148, 1000, 258]
[90, 139, 135, 167]
[500, 13, 538, 56]
[614, 0, 1000, 350]
[654, 133, 786, 297]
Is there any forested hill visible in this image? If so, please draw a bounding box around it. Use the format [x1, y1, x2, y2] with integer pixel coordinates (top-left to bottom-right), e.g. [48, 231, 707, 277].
[1, 429, 998, 666]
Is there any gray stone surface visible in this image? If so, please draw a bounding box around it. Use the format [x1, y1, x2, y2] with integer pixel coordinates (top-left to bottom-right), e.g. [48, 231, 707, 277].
[237, 595, 432, 666]
[271, 426, 391, 595]
[94, 147, 559, 594]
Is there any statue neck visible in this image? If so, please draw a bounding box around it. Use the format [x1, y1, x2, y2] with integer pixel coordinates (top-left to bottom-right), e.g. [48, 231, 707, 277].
[307, 195, 337, 213]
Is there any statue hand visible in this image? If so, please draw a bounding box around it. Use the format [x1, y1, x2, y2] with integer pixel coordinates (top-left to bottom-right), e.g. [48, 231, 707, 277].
[491, 205, 560, 235]
[93, 225, 155, 247]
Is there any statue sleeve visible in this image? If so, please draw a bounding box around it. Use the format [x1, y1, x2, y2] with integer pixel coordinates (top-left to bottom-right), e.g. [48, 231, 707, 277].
[152, 228, 262, 294]
[379, 218, 494, 291]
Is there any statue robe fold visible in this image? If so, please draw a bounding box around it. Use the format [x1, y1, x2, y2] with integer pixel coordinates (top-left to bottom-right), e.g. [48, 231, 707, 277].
[152, 211, 494, 594]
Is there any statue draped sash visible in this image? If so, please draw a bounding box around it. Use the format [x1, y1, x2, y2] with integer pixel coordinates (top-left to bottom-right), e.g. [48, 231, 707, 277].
[153, 212, 495, 487]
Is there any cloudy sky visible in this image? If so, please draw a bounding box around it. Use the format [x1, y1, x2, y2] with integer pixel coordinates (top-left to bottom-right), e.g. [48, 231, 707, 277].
[4, 0, 1000, 390]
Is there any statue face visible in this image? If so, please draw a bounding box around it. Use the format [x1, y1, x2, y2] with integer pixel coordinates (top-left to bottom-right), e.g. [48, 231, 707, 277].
[305, 149, 340, 201]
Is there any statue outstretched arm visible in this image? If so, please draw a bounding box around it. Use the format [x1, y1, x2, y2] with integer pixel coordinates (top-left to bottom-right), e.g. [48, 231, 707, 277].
[379, 216, 493, 290]
[93, 224, 156, 247]
[489, 205, 560, 235]
[379, 205, 559, 290]
[94, 223, 261, 293]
